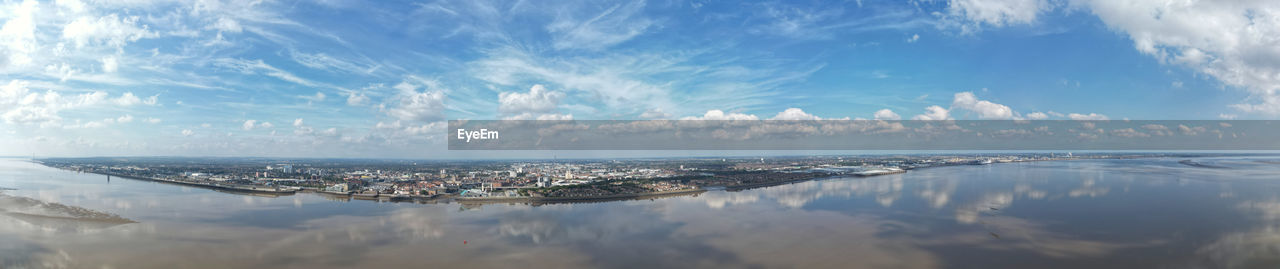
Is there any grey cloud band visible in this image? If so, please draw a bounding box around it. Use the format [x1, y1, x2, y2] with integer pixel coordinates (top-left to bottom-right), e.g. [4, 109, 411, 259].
[448, 120, 1277, 150]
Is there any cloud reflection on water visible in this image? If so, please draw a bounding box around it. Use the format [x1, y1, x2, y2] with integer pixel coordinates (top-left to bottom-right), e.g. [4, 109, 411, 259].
[3, 158, 1280, 268]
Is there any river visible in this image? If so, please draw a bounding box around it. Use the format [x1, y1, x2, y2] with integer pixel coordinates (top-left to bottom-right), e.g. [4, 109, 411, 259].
[2, 157, 1280, 268]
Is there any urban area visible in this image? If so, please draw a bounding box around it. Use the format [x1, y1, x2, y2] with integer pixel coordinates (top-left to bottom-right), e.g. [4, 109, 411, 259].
[37, 153, 1196, 204]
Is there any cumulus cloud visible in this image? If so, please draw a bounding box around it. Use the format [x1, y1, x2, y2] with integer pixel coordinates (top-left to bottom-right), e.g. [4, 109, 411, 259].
[347, 91, 369, 106]
[770, 108, 822, 120]
[912, 105, 951, 120]
[680, 110, 760, 121]
[1067, 113, 1109, 121]
[495, 84, 575, 120]
[0, 80, 157, 126]
[386, 80, 446, 122]
[499, 85, 564, 115]
[242, 120, 273, 131]
[874, 109, 901, 120]
[1026, 112, 1048, 120]
[293, 118, 304, 127]
[113, 92, 159, 106]
[181, 129, 194, 136]
[951, 91, 1015, 119]
[61, 13, 155, 49]
[0, 0, 39, 68]
[1071, 0, 1280, 115]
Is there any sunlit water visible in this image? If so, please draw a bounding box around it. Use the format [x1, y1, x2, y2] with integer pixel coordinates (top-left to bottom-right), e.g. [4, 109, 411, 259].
[3, 157, 1280, 269]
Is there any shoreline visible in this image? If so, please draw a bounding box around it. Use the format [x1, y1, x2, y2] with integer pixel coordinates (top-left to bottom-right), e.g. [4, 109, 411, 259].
[455, 188, 708, 205]
[26, 155, 1190, 206]
[41, 164, 299, 195]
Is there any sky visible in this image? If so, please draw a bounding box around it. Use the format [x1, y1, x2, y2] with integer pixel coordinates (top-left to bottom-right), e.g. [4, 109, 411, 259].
[1, 0, 1279, 158]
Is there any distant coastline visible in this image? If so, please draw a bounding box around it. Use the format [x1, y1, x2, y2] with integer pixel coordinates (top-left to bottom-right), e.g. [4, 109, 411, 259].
[28, 153, 1230, 206]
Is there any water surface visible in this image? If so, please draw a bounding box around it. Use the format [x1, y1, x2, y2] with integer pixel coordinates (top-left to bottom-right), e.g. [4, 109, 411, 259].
[2, 157, 1280, 268]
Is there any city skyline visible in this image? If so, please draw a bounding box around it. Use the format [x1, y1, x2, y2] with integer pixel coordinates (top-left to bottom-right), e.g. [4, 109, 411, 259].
[3, 0, 1280, 157]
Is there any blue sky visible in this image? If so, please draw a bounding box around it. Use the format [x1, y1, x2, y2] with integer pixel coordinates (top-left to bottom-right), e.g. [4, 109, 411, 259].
[1, 0, 1278, 157]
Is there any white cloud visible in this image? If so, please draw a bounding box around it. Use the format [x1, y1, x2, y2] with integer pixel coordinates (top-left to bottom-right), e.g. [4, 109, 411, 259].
[0, 0, 39, 68]
[116, 114, 133, 123]
[207, 17, 242, 33]
[386, 79, 446, 122]
[145, 117, 161, 123]
[101, 56, 118, 73]
[374, 120, 401, 130]
[639, 108, 671, 119]
[289, 50, 374, 74]
[471, 45, 817, 121]
[906, 34, 920, 43]
[770, 108, 822, 120]
[293, 118, 304, 127]
[874, 109, 901, 120]
[113, 92, 159, 106]
[1, 80, 155, 126]
[55, 0, 87, 14]
[942, 0, 1051, 33]
[242, 120, 275, 131]
[912, 105, 951, 120]
[750, 2, 846, 40]
[545, 1, 653, 51]
[951, 91, 1016, 119]
[1026, 111, 1048, 120]
[181, 129, 194, 136]
[346, 91, 369, 106]
[680, 110, 759, 121]
[1067, 113, 1109, 120]
[61, 13, 154, 49]
[1070, 0, 1280, 115]
[499, 84, 564, 115]
[471, 48, 677, 116]
[214, 58, 325, 88]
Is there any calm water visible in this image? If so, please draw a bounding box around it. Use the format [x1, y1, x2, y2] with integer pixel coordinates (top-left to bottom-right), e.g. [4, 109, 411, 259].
[3, 157, 1280, 268]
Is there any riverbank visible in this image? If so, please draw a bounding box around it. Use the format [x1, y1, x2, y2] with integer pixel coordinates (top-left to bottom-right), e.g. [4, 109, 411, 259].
[40, 163, 299, 195]
[455, 188, 707, 205]
[722, 174, 836, 191]
[306, 188, 447, 203]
